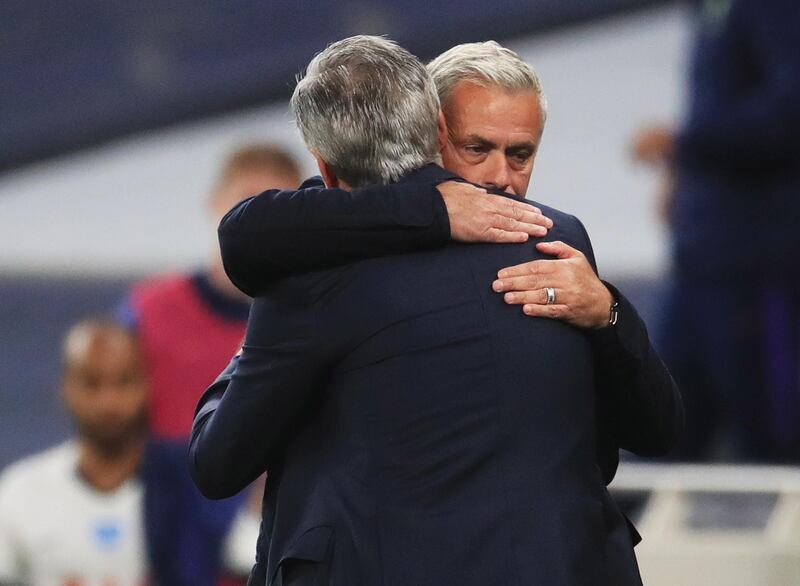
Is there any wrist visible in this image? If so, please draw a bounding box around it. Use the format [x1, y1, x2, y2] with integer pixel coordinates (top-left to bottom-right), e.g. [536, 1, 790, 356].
[593, 286, 616, 329]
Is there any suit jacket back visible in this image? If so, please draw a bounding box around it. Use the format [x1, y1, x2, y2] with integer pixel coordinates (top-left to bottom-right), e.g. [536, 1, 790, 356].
[251, 214, 642, 586]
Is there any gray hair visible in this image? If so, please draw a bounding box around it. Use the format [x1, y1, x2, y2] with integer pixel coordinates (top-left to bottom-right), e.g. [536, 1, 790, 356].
[427, 41, 547, 122]
[291, 35, 441, 187]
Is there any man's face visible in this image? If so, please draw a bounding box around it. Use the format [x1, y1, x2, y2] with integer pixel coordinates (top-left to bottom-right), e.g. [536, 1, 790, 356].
[440, 81, 544, 196]
[63, 330, 147, 455]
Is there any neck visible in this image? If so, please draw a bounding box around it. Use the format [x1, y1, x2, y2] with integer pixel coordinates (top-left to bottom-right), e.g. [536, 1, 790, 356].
[77, 437, 145, 493]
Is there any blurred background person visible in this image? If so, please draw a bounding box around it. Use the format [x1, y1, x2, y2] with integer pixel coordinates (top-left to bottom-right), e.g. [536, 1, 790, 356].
[117, 143, 302, 440]
[0, 318, 258, 585]
[632, 0, 800, 462]
[115, 144, 302, 584]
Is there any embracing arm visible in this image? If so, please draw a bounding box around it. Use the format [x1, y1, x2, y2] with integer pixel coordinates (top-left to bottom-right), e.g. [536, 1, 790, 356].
[491, 219, 683, 466]
[190, 289, 333, 499]
[219, 177, 552, 296]
[219, 178, 450, 296]
[588, 284, 684, 460]
[575, 221, 683, 459]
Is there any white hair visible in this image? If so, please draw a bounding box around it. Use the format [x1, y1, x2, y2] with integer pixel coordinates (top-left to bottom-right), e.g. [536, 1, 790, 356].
[291, 35, 441, 187]
[427, 40, 547, 122]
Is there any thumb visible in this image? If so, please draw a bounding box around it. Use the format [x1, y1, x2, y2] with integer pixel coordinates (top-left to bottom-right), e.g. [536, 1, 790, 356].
[535, 240, 579, 259]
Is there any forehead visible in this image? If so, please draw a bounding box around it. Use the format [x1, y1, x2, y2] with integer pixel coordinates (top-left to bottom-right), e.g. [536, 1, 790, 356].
[65, 329, 140, 373]
[444, 81, 543, 139]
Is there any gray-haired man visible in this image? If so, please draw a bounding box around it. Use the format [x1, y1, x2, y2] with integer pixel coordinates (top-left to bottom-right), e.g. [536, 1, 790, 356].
[191, 36, 681, 586]
[220, 41, 618, 330]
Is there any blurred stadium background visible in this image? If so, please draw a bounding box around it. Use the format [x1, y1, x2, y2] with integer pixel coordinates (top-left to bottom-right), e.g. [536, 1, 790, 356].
[1, 1, 797, 583]
[1, 0, 682, 460]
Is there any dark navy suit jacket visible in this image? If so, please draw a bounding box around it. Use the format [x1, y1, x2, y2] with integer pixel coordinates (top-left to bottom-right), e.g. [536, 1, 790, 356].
[191, 166, 681, 585]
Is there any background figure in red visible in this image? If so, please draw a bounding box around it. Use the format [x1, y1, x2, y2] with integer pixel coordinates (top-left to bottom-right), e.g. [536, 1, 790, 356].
[117, 144, 302, 438]
[116, 144, 302, 583]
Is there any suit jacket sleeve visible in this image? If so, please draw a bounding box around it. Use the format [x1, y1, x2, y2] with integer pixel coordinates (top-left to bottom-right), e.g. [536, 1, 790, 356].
[189, 286, 335, 499]
[573, 219, 684, 473]
[218, 177, 451, 296]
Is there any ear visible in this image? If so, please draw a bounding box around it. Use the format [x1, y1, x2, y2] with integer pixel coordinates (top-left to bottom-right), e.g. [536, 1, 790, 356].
[312, 152, 339, 188]
[437, 110, 448, 152]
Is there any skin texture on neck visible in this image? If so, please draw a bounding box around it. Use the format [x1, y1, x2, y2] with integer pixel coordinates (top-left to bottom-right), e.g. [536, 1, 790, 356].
[76, 436, 145, 493]
[314, 153, 352, 191]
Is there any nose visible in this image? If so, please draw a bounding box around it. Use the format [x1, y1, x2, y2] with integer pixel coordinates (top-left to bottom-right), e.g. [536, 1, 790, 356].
[482, 152, 512, 194]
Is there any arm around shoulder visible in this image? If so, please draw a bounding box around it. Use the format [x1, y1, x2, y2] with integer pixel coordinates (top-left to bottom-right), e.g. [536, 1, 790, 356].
[190, 288, 336, 499]
[218, 180, 449, 296]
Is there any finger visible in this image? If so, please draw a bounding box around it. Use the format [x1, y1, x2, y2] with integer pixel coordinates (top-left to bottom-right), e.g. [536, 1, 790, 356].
[496, 210, 552, 236]
[491, 195, 545, 221]
[516, 209, 553, 229]
[497, 259, 559, 279]
[535, 240, 582, 260]
[501, 290, 550, 305]
[483, 227, 529, 243]
[492, 275, 545, 293]
[507, 200, 544, 219]
[493, 214, 548, 237]
[522, 303, 570, 319]
[504, 288, 569, 306]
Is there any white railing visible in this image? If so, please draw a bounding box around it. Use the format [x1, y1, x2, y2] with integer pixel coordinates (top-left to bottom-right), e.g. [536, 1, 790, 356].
[611, 463, 800, 586]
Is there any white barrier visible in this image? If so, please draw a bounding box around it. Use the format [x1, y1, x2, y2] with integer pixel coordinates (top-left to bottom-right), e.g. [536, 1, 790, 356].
[611, 463, 800, 586]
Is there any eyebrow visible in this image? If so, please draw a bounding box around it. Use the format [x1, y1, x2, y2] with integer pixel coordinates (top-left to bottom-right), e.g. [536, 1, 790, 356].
[462, 134, 536, 153]
[507, 141, 537, 153]
[462, 134, 497, 149]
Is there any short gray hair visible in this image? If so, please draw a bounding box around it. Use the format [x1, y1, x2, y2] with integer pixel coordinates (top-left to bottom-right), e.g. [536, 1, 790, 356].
[427, 41, 547, 122]
[291, 35, 441, 187]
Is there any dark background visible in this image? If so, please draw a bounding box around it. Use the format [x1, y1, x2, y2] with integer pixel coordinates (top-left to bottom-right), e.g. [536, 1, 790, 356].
[1, 0, 668, 172]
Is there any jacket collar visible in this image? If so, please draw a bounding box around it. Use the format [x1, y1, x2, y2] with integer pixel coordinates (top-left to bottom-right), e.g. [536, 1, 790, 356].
[396, 163, 460, 185]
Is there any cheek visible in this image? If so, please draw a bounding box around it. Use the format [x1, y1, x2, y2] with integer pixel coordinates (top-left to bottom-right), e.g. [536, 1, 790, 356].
[118, 389, 148, 416]
[510, 172, 532, 197]
[64, 389, 91, 417]
[441, 149, 484, 184]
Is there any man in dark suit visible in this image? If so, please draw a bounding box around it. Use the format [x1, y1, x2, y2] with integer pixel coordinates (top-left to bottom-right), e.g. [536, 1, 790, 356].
[208, 39, 679, 492]
[191, 36, 681, 586]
